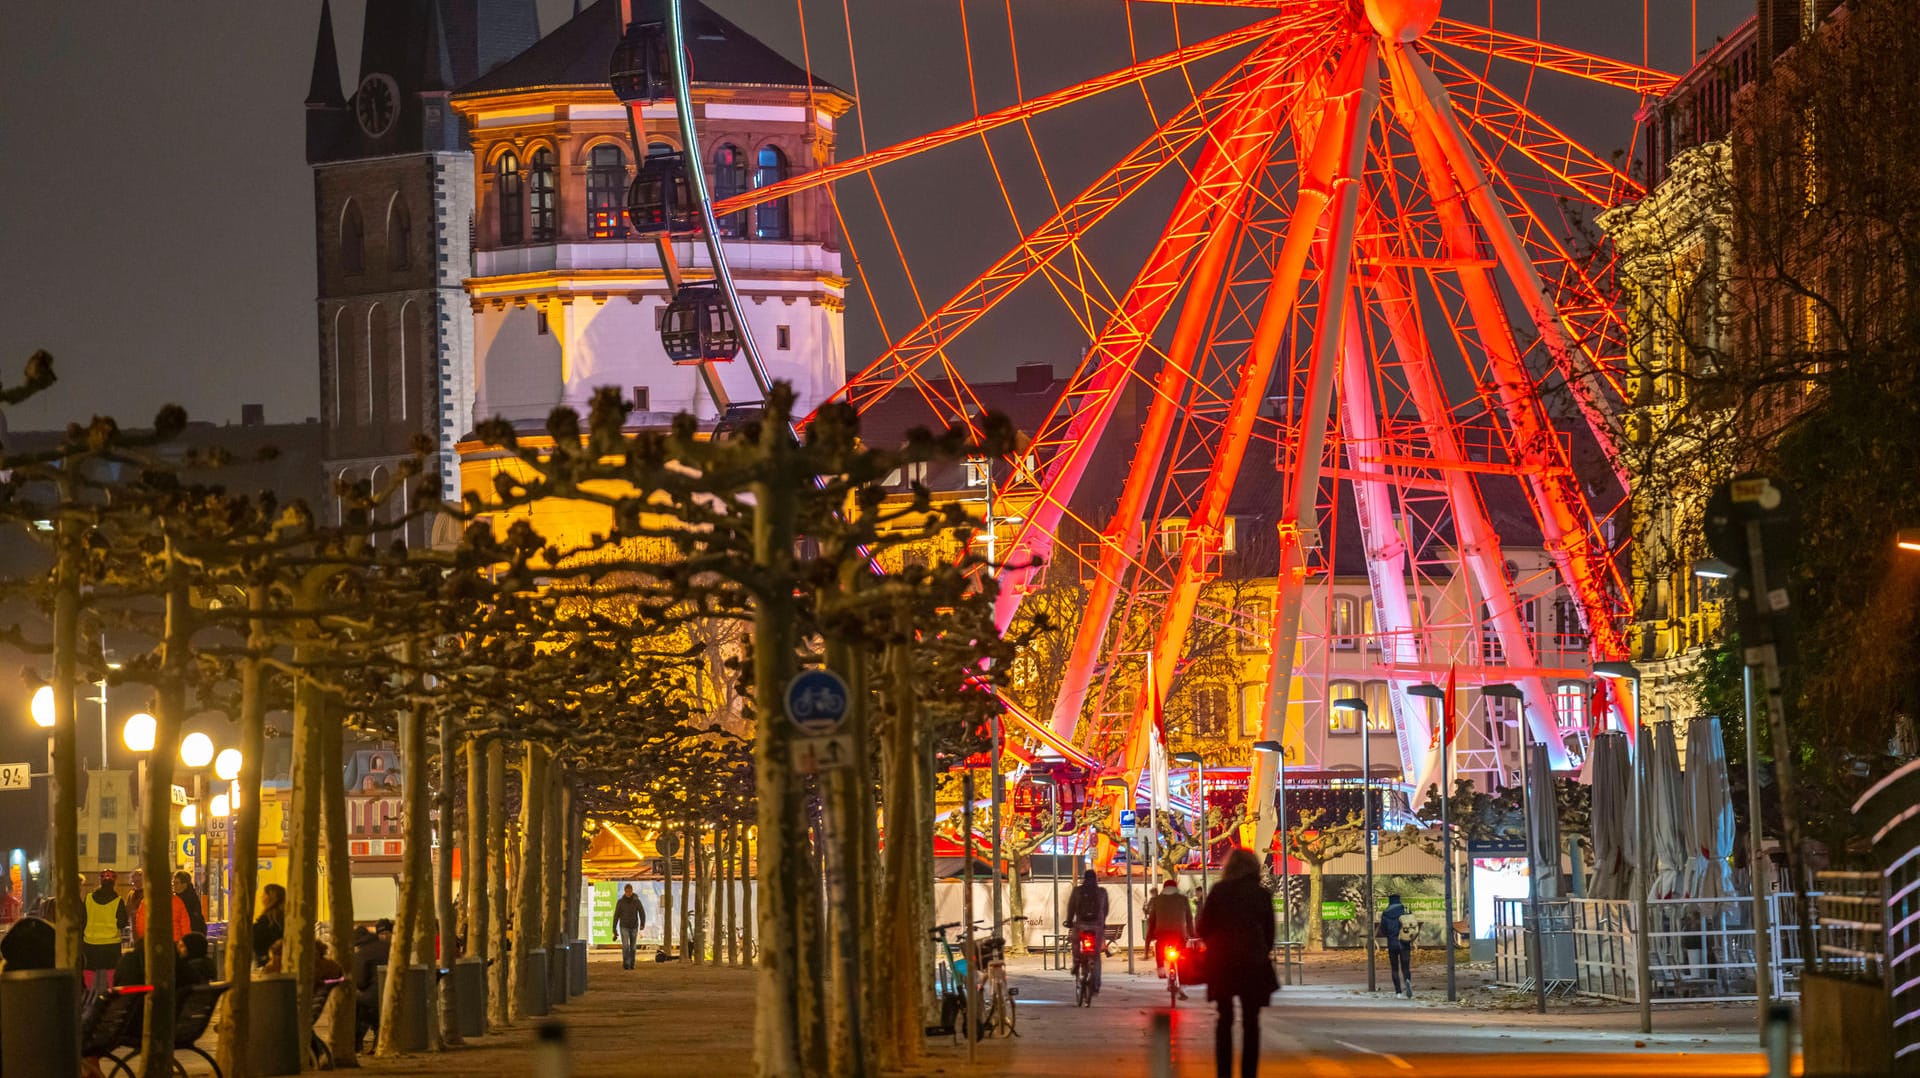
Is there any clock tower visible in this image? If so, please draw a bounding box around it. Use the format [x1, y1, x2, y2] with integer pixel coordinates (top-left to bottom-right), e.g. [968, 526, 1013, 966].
[306, 0, 539, 543]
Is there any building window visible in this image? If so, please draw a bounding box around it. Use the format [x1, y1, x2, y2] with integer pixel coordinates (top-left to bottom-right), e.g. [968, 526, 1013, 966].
[713, 143, 747, 238]
[1480, 603, 1505, 664]
[1328, 679, 1362, 733]
[753, 145, 789, 240]
[1553, 595, 1587, 651]
[529, 149, 556, 242]
[1555, 681, 1588, 731]
[536, 311, 549, 335]
[776, 324, 791, 350]
[1158, 518, 1187, 556]
[1192, 686, 1229, 738]
[97, 833, 116, 863]
[387, 197, 411, 270]
[78, 833, 88, 856]
[1363, 680, 1393, 732]
[100, 796, 116, 820]
[632, 386, 650, 412]
[588, 145, 629, 239]
[1219, 516, 1237, 554]
[1362, 597, 1380, 651]
[1331, 595, 1359, 650]
[497, 152, 523, 245]
[1234, 599, 1272, 653]
[341, 200, 365, 274]
[1238, 683, 1265, 739]
[964, 457, 991, 488]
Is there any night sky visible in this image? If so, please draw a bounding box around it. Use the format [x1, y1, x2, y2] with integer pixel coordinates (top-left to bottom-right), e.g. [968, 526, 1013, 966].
[0, 0, 1749, 435]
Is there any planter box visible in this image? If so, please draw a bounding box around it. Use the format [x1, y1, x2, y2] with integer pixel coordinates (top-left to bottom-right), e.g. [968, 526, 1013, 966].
[1802, 972, 1891, 1076]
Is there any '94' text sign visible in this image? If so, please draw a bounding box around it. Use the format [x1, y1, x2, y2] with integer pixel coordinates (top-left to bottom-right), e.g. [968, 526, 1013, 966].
[0, 763, 32, 790]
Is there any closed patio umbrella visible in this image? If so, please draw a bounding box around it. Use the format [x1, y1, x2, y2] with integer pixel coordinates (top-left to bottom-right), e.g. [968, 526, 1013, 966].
[1682, 716, 1736, 900]
[1648, 721, 1689, 901]
[1587, 732, 1631, 901]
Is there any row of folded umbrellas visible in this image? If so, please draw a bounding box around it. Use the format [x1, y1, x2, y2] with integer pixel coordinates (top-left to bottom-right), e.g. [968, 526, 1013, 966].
[1574, 718, 1739, 903]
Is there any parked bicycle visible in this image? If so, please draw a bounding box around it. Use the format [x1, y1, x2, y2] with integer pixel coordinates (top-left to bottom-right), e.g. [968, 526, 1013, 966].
[927, 920, 1017, 1039]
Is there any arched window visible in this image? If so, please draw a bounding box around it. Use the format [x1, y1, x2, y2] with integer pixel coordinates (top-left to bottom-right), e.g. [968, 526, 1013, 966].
[753, 145, 789, 240]
[712, 143, 747, 238]
[1555, 681, 1588, 731]
[1328, 680, 1362, 733]
[387, 197, 412, 270]
[587, 144, 629, 239]
[1362, 680, 1393, 732]
[364, 306, 387, 425]
[1331, 595, 1359, 650]
[1192, 685, 1229, 738]
[340, 200, 365, 274]
[497, 152, 524, 245]
[528, 149, 556, 242]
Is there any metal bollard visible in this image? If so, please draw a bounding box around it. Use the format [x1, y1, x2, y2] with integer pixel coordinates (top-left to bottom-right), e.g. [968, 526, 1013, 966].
[1, 968, 80, 1077]
[525, 948, 552, 1016]
[393, 965, 432, 1052]
[549, 941, 572, 1003]
[569, 938, 588, 996]
[452, 955, 487, 1038]
[248, 973, 303, 1077]
[534, 1020, 572, 1078]
[1148, 1010, 1172, 1078]
[1766, 1002, 1793, 1078]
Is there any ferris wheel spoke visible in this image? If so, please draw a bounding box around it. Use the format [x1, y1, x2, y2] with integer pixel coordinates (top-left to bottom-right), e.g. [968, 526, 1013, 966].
[714, 14, 1298, 219]
[1426, 18, 1677, 95]
[1427, 49, 1639, 206]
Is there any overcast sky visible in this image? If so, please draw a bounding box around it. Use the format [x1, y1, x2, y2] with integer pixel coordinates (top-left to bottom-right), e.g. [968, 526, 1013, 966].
[0, 0, 1749, 434]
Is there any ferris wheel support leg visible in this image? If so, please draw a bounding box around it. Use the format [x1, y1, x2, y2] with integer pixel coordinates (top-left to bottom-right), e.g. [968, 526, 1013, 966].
[1382, 45, 1578, 768]
[1396, 49, 1628, 497]
[1039, 60, 1298, 745]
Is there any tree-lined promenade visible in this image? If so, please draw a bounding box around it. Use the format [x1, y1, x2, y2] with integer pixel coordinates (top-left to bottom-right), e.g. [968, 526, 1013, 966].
[0, 356, 1021, 1078]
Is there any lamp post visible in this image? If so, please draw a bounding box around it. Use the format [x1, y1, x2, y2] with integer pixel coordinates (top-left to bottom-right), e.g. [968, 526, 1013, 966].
[213, 748, 242, 925]
[1099, 776, 1136, 974]
[31, 686, 56, 889]
[1171, 751, 1207, 895]
[1485, 682, 1546, 1014]
[1331, 697, 1377, 991]
[180, 731, 215, 905]
[1254, 740, 1291, 970]
[1031, 772, 1060, 963]
[1595, 659, 1653, 1034]
[1407, 682, 1457, 1001]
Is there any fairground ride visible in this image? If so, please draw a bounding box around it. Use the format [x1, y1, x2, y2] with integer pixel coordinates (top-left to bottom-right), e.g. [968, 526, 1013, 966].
[616, 0, 1676, 858]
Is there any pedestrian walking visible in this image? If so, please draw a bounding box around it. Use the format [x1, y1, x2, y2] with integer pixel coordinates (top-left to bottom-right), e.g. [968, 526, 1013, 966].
[614, 884, 646, 970]
[1197, 847, 1276, 1078]
[82, 869, 129, 992]
[1380, 892, 1416, 997]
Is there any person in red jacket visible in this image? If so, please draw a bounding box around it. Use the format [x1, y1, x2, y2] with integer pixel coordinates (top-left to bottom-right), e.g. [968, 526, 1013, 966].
[133, 871, 192, 944]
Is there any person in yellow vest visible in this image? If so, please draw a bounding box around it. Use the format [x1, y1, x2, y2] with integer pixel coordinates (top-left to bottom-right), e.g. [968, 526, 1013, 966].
[83, 869, 129, 992]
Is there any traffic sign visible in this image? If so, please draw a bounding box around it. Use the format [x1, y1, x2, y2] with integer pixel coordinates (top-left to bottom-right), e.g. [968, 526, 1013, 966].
[1119, 809, 1137, 830]
[170, 784, 189, 806]
[0, 764, 29, 791]
[793, 732, 856, 774]
[784, 668, 850, 735]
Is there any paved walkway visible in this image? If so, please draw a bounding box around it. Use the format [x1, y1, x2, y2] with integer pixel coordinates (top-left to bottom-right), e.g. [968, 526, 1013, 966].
[349, 950, 1777, 1077]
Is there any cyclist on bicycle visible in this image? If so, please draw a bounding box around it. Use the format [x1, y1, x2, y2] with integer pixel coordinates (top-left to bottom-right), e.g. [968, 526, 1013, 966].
[1065, 869, 1110, 994]
[1146, 878, 1194, 998]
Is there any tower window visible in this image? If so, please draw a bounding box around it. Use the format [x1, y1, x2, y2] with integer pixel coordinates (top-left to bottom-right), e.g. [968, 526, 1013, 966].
[632, 386, 650, 412]
[587, 145, 629, 239]
[713, 143, 747, 238]
[536, 311, 549, 335]
[387, 197, 412, 270]
[753, 145, 789, 240]
[776, 325, 791, 350]
[497, 152, 523, 246]
[341, 200, 365, 274]
[529, 149, 556, 242]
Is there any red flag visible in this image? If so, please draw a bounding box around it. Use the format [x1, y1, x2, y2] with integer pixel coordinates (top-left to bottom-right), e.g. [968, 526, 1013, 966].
[1589, 678, 1612, 743]
[1148, 660, 1167, 748]
[1431, 664, 1459, 750]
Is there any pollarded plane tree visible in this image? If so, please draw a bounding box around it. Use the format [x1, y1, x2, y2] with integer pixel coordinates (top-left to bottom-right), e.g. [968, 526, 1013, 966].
[668, 0, 1667, 854]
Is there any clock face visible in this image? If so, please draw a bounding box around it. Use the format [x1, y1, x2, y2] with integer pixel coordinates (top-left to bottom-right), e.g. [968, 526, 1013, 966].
[355, 73, 400, 138]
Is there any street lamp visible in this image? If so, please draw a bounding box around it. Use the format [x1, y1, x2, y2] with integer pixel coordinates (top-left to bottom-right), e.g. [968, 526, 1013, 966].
[1171, 751, 1207, 895]
[1406, 682, 1457, 1001]
[1099, 775, 1137, 974]
[1690, 557, 1737, 580]
[214, 749, 242, 783]
[179, 732, 214, 770]
[1331, 697, 1377, 992]
[30, 686, 54, 729]
[1485, 681, 1547, 1015]
[28, 684, 56, 894]
[1897, 528, 1920, 553]
[1254, 739, 1292, 958]
[211, 747, 243, 922]
[1031, 772, 1062, 965]
[122, 713, 156, 754]
[1594, 660, 1654, 1034]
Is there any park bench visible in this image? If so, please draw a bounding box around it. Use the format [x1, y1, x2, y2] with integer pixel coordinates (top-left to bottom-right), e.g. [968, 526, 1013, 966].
[309, 976, 348, 1070]
[79, 984, 152, 1078]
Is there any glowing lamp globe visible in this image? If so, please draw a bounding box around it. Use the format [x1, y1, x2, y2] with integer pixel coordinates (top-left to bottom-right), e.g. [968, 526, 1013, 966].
[180, 732, 215, 769]
[214, 748, 242, 782]
[1364, 0, 1441, 43]
[123, 713, 157, 754]
[180, 804, 198, 829]
[210, 793, 231, 819]
[30, 685, 54, 729]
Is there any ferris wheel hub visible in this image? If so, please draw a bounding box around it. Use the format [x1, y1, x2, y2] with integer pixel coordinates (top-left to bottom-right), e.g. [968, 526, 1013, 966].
[1362, 0, 1442, 43]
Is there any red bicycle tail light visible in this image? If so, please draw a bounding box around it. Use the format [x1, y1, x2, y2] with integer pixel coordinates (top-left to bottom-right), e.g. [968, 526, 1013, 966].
[1164, 945, 1179, 963]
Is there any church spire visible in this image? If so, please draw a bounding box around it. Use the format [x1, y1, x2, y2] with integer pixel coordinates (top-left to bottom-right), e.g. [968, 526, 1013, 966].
[420, 0, 455, 93]
[305, 0, 346, 108]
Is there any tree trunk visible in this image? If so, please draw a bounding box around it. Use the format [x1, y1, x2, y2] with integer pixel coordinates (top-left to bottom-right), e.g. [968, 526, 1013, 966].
[564, 793, 584, 944]
[1008, 863, 1028, 956]
[218, 585, 269, 1078]
[49, 500, 82, 970]
[284, 661, 327, 1064]
[749, 414, 803, 1078]
[465, 734, 488, 979]
[1305, 861, 1326, 952]
[823, 629, 871, 1076]
[321, 700, 359, 1066]
[543, 770, 564, 965]
[485, 739, 509, 1029]
[139, 569, 189, 1078]
[692, 827, 707, 965]
[875, 631, 926, 1070]
[679, 825, 692, 962]
[435, 704, 464, 1046]
[797, 806, 825, 1075]
[378, 671, 433, 1056]
[510, 742, 547, 1019]
[725, 826, 740, 966]
[740, 826, 753, 966]
[661, 827, 675, 957]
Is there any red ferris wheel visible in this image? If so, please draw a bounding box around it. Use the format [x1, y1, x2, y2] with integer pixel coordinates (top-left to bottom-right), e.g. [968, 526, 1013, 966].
[632, 0, 1676, 851]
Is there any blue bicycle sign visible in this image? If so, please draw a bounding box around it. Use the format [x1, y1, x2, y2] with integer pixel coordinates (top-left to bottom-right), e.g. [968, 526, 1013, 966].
[784, 669, 851, 734]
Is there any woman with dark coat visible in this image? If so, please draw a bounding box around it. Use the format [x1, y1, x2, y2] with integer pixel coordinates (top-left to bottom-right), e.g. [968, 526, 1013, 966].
[1197, 847, 1277, 1078]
